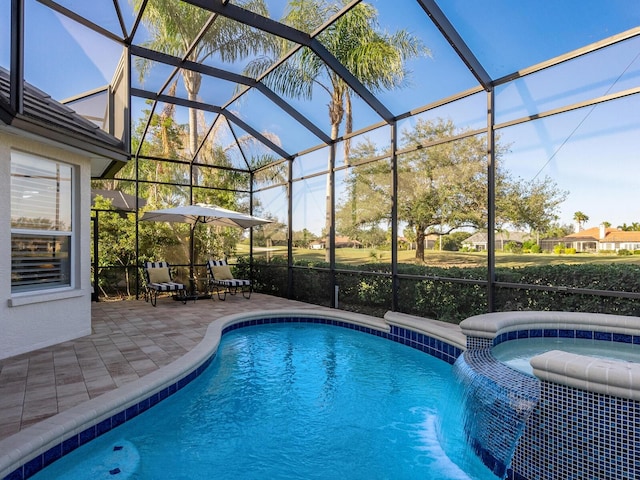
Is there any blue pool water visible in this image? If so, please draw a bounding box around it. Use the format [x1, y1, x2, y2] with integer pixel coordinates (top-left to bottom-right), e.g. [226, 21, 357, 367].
[32, 323, 497, 480]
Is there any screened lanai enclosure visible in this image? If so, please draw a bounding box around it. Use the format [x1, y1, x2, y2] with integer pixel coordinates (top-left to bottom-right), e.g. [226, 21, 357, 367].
[5, 0, 640, 321]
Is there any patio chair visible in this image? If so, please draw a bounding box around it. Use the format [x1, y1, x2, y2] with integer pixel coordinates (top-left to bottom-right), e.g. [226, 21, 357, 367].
[206, 259, 252, 300]
[142, 261, 187, 306]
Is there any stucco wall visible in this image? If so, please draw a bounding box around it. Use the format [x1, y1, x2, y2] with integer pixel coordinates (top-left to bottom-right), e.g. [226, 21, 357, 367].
[0, 131, 92, 360]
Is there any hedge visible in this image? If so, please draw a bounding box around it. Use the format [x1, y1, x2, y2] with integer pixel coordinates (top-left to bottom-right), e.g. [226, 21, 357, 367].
[236, 257, 640, 323]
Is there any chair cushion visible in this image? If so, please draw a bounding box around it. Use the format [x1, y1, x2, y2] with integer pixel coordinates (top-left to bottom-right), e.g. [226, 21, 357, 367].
[211, 265, 234, 280]
[215, 279, 250, 287]
[148, 267, 171, 284]
[151, 281, 184, 292]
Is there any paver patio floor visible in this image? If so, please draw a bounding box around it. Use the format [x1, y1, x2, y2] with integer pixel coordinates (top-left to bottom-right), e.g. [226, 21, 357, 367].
[0, 294, 324, 442]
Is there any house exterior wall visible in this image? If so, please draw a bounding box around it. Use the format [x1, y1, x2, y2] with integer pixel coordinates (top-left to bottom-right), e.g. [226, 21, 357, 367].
[0, 131, 92, 360]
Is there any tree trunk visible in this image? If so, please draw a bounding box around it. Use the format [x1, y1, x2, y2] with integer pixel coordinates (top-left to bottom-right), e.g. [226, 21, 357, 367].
[415, 227, 425, 261]
[183, 70, 202, 189]
[344, 91, 352, 162]
[125, 265, 131, 297]
[325, 90, 344, 263]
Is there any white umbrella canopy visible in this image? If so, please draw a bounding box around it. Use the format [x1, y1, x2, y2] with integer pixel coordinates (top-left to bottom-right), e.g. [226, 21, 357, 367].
[139, 203, 271, 229]
[139, 203, 271, 285]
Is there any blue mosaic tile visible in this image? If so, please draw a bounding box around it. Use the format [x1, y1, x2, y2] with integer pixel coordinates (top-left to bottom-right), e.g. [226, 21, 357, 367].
[61, 435, 79, 455]
[594, 331, 612, 341]
[42, 444, 62, 467]
[112, 411, 126, 428]
[543, 329, 558, 338]
[461, 342, 550, 480]
[158, 388, 169, 401]
[96, 418, 112, 436]
[3, 467, 24, 480]
[23, 455, 43, 478]
[576, 329, 593, 339]
[124, 404, 138, 421]
[148, 393, 160, 407]
[529, 329, 543, 337]
[558, 329, 575, 338]
[79, 425, 96, 445]
[613, 333, 632, 344]
[137, 397, 150, 413]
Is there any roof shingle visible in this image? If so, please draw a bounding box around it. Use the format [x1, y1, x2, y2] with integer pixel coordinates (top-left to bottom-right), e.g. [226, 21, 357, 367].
[0, 67, 128, 177]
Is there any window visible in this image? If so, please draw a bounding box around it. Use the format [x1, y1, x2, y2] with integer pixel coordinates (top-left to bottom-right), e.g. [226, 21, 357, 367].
[11, 152, 74, 293]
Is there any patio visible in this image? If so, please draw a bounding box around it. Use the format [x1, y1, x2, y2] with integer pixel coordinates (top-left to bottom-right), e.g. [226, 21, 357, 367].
[0, 294, 325, 443]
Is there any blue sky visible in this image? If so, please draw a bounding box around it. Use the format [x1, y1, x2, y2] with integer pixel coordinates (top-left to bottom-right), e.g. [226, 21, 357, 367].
[3, 0, 639, 233]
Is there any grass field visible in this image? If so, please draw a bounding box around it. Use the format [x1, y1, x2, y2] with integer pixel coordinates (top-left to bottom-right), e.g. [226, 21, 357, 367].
[240, 245, 640, 268]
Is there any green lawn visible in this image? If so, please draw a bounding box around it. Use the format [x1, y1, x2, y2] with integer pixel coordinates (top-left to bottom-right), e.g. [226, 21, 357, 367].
[239, 245, 640, 268]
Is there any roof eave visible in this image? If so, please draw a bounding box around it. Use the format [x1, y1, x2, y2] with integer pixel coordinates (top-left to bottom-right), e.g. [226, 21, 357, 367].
[1, 115, 130, 178]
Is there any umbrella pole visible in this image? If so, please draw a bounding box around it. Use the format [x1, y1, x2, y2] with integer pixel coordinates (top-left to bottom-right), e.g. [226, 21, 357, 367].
[190, 223, 196, 294]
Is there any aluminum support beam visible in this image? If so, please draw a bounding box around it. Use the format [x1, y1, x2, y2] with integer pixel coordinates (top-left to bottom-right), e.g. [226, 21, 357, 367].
[486, 88, 496, 312]
[130, 45, 331, 144]
[131, 87, 291, 159]
[10, 0, 24, 113]
[183, 0, 395, 122]
[36, 0, 123, 44]
[416, 0, 492, 90]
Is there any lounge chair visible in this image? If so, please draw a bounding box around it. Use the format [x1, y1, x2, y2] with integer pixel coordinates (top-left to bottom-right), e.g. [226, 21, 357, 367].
[142, 261, 187, 306]
[206, 259, 251, 300]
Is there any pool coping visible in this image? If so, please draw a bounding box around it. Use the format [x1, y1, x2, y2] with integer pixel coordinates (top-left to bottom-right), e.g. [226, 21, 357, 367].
[2, 308, 463, 479]
[530, 349, 640, 400]
[384, 311, 466, 350]
[459, 310, 640, 338]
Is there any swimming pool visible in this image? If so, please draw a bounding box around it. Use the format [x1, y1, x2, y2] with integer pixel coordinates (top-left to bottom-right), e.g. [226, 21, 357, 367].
[29, 323, 496, 480]
[492, 337, 640, 375]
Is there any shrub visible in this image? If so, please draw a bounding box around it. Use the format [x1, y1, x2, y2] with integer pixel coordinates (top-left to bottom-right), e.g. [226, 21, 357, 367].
[244, 257, 640, 323]
[504, 241, 522, 253]
[440, 236, 460, 251]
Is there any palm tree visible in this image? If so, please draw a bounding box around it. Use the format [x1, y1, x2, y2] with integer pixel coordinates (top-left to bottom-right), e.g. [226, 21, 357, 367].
[245, 0, 428, 259]
[132, 0, 275, 166]
[573, 211, 589, 231]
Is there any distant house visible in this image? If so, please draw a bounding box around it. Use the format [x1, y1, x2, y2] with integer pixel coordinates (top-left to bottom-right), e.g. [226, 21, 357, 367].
[309, 236, 363, 249]
[398, 236, 414, 250]
[309, 241, 324, 250]
[1, 67, 128, 360]
[560, 225, 640, 253]
[336, 236, 362, 248]
[462, 231, 533, 251]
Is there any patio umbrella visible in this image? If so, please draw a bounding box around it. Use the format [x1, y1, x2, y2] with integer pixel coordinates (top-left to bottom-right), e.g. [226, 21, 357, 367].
[139, 203, 271, 284]
[92, 189, 147, 212]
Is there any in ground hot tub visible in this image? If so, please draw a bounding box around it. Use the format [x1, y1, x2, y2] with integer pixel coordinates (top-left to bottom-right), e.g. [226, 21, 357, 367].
[492, 335, 640, 376]
[458, 311, 640, 480]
